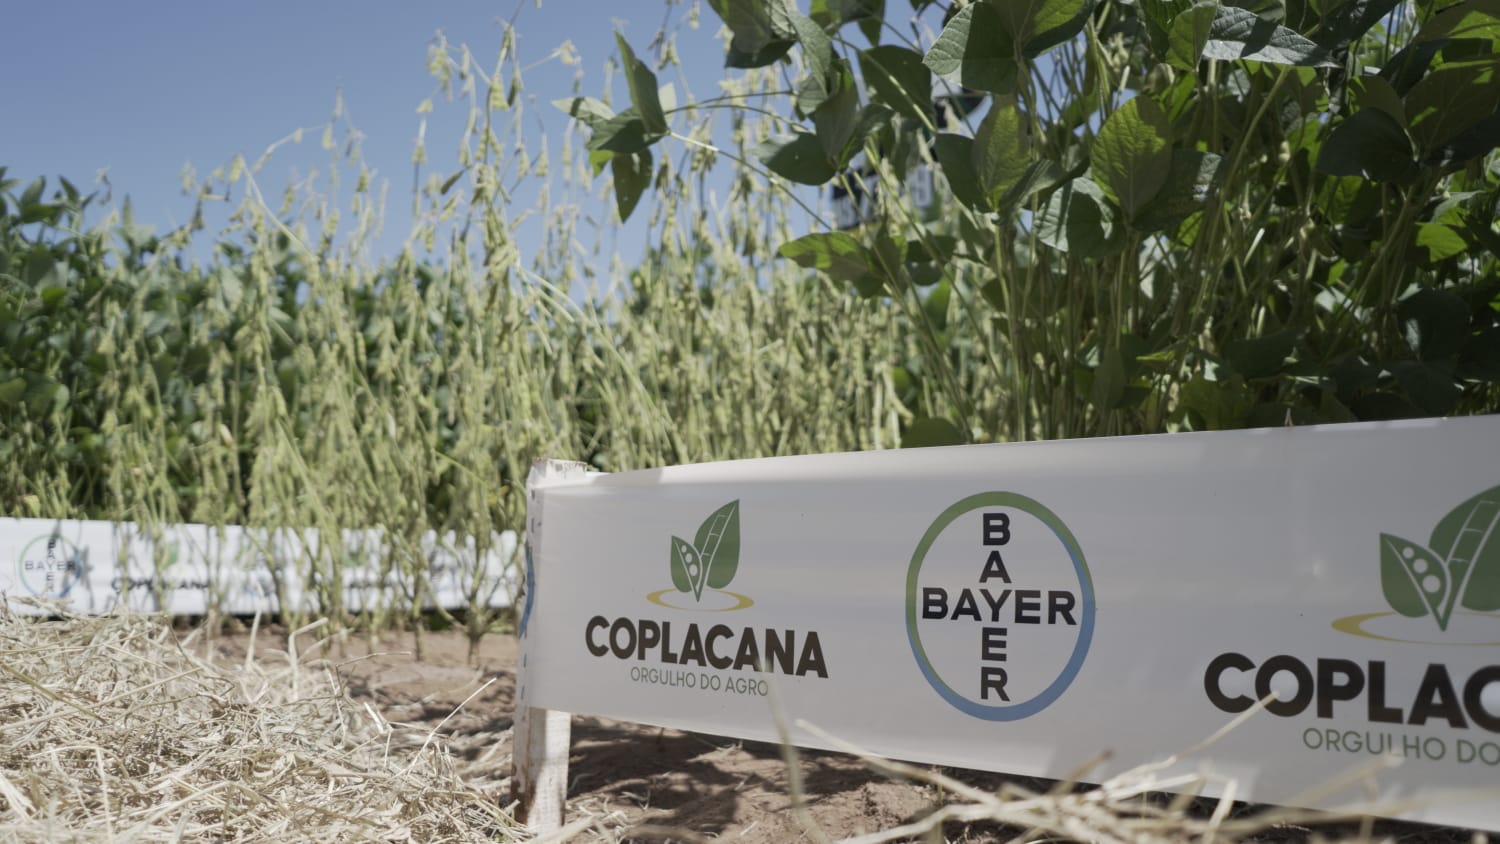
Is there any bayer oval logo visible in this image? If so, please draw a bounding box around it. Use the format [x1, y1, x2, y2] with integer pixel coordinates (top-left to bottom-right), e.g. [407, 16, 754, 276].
[906, 492, 1095, 720]
[18, 534, 83, 599]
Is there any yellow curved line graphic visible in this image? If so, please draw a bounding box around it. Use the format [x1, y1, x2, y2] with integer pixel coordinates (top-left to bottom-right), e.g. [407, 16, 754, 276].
[1331, 611, 1500, 646]
[645, 588, 755, 612]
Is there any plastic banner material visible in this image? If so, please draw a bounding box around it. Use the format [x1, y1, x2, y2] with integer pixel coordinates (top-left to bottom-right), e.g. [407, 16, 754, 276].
[1, 520, 515, 616]
[521, 417, 1500, 831]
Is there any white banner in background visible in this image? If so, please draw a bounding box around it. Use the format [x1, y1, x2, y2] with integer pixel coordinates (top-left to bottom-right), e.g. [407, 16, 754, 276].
[0, 520, 515, 616]
[522, 417, 1500, 831]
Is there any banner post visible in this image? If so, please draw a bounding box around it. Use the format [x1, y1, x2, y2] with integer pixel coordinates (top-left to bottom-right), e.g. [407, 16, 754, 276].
[513, 460, 591, 831]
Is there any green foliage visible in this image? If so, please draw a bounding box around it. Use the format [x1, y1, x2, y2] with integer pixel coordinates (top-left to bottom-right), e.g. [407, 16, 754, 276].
[560, 0, 1500, 440]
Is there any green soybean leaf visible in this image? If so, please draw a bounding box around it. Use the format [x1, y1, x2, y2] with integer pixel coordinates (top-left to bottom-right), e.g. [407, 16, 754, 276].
[973, 100, 1030, 208]
[813, 64, 862, 163]
[1404, 57, 1500, 156]
[1413, 224, 1469, 265]
[1168, 2, 1217, 70]
[670, 536, 697, 594]
[23, 250, 56, 286]
[859, 46, 932, 124]
[790, 11, 837, 114]
[587, 110, 655, 154]
[695, 500, 741, 592]
[933, 133, 988, 210]
[1316, 108, 1415, 182]
[1033, 177, 1124, 258]
[923, 3, 1019, 94]
[616, 35, 667, 139]
[1415, 0, 1500, 45]
[1133, 149, 1223, 232]
[1139, 0, 1190, 54]
[905, 235, 957, 266]
[1225, 329, 1298, 379]
[1390, 360, 1462, 415]
[1382, 39, 1445, 96]
[902, 416, 966, 447]
[1460, 326, 1500, 382]
[711, 0, 797, 65]
[1315, 175, 1380, 225]
[1399, 288, 1470, 360]
[754, 131, 837, 185]
[552, 97, 615, 130]
[1426, 485, 1500, 612]
[1381, 533, 1444, 621]
[994, 0, 1097, 56]
[998, 158, 1069, 213]
[1178, 374, 1255, 430]
[726, 39, 796, 68]
[1316, 0, 1403, 49]
[1204, 7, 1338, 66]
[1092, 96, 1172, 218]
[610, 148, 652, 223]
[1428, 111, 1500, 167]
[1090, 343, 1128, 410]
[923, 277, 952, 327]
[779, 231, 883, 296]
[1349, 76, 1407, 126]
[0, 376, 25, 407]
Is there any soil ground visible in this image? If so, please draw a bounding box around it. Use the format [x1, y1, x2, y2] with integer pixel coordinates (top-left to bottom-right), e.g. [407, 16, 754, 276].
[205, 625, 1483, 844]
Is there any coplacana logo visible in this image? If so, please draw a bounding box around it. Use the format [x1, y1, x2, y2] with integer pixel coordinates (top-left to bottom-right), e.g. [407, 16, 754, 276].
[588, 498, 829, 683]
[1334, 483, 1500, 644]
[648, 500, 754, 612]
[1206, 482, 1500, 743]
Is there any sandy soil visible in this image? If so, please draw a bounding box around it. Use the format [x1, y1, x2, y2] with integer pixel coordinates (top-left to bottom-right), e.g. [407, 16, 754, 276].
[205, 625, 1481, 844]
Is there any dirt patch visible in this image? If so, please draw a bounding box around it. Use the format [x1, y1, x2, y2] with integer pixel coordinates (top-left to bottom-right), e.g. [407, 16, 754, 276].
[205, 626, 1486, 843]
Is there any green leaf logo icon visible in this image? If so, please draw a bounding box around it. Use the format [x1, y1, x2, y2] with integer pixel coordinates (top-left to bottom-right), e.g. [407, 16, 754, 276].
[1380, 484, 1500, 630]
[667, 500, 741, 602]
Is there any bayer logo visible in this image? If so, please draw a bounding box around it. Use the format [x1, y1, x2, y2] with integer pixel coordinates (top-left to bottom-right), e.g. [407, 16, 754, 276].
[17, 534, 83, 599]
[905, 492, 1095, 720]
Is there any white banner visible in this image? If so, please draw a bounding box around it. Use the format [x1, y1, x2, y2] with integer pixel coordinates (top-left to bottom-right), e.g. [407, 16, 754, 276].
[0, 519, 515, 616]
[521, 417, 1500, 831]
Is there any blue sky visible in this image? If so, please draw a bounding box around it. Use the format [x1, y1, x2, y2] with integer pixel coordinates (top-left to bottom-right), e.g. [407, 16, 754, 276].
[2, 1, 727, 268]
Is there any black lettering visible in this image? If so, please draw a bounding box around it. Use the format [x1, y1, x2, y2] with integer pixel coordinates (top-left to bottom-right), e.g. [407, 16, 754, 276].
[980, 627, 1007, 661]
[1014, 589, 1041, 624]
[661, 621, 678, 663]
[764, 629, 795, 674]
[585, 616, 609, 657]
[981, 666, 1009, 700]
[797, 632, 828, 678]
[1463, 666, 1500, 733]
[1316, 658, 1364, 719]
[1048, 591, 1076, 625]
[1409, 664, 1466, 728]
[705, 624, 733, 670]
[680, 625, 706, 667]
[983, 512, 1011, 545]
[980, 550, 1011, 583]
[922, 587, 948, 620]
[1367, 661, 1404, 724]
[1204, 652, 1254, 713]
[609, 618, 635, 659]
[980, 588, 1010, 621]
[734, 628, 761, 671]
[952, 589, 981, 621]
[1257, 655, 1314, 717]
[637, 620, 660, 660]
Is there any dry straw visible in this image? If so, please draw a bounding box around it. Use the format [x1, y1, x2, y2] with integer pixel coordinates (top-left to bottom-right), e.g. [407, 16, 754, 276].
[0, 600, 523, 842]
